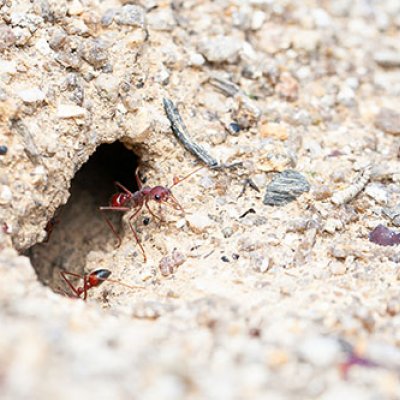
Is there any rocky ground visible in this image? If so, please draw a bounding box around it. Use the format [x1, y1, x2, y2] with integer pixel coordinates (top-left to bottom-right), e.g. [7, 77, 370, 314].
[1, 0, 400, 399]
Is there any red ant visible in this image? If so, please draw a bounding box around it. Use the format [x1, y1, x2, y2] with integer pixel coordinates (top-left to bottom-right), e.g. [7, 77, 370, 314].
[59, 268, 143, 300]
[99, 166, 203, 262]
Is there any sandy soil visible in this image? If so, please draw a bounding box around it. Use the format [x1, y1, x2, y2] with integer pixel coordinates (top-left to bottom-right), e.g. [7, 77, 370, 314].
[1, 1, 400, 399]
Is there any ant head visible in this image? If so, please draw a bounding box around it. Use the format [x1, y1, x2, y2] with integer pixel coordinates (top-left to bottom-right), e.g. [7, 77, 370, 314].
[150, 186, 184, 212]
[151, 186, 171, 203]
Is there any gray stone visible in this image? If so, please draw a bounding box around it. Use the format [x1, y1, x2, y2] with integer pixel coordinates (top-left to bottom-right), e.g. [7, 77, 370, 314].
[115, 5, 146, 28]
[263, 170, 310, 206]
[198, 36, 242, 64]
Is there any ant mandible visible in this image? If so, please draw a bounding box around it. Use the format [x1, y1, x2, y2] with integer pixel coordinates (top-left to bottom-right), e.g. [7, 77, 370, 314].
[59, 269, 143, 300]
[99, 166, 204, 262]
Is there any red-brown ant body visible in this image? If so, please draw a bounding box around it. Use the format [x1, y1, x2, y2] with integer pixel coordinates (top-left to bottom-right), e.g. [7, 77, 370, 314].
[59, 268, 142, 300]
[100, 166, 203, 262]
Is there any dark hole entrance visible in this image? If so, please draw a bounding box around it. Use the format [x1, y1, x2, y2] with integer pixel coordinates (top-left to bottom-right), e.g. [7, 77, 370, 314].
[29, 141, 140, 294]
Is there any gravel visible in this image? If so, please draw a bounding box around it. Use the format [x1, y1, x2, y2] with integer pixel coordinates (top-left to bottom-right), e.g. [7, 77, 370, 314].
[1, 0, 400, 399]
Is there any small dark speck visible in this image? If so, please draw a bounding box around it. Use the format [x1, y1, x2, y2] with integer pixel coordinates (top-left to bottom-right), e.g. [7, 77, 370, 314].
[221, 256, 230, 263]
[0, 145, 8, 155]
[232, 253, 239, 260]
[143, 217, 150, 226]
[249, 328, 261, 338]
[228, 122, 241, 134]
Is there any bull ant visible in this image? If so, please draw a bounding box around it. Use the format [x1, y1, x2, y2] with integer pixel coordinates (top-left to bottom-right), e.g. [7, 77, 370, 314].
[59, 269, 143, 300]
[100, 166, 203, 262]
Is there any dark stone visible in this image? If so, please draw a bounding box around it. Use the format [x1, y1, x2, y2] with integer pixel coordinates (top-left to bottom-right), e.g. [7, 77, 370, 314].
[263, 170, 310, 206]
[228, 122, 240, 135]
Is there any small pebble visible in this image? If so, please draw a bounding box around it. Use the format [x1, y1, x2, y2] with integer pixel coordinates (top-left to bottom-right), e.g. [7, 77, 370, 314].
[330, 261, 347, 276]
[0, 60, 17, 75]
[0, 185, 12, 204]
[227, 122, 241, 135]
[81, 38, 109, 68]
[56, 104, 86, 119]
[143, 217, 150, 226]
[337, 86, 356, 107]
[275, 72, 299, 102]
[188, 53, 205, 67]
[374, 50, 400, 68]
[198, 35, 242, 64]
[251, 11, 266, 30]
[323, 218, 343, 234]
[48, 27, 67, 50]
[222, 227, 233, 238]
[382, 205, 400, 227]
[374, 108, 400, 135]
[263, 170, 310, 206]
[208, 129, 227, 145]
[159, 249, 186, 276]
[159, 256, 175, 276]
[364, 183, 388, 204]
[0, 25, 16, 50]
[186, 212, 213, 233]
[17, 88, 45, 103]
[0, 145, 7, 155]
[313, 185, 333, 201]
[369, 224, 400, 246]
[298, 336, 341, 367]
[259, 122, 288, 140]
[115, 5, 146, 28]
[95, 74, 120, 102]
[101, 9, 116, 27]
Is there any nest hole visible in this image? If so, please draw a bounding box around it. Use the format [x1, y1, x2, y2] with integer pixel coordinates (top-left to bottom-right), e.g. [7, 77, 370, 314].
[29, 141, 140, 294]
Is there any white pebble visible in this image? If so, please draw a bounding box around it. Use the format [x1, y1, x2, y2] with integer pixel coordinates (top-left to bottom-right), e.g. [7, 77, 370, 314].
[0, 60, 17, 75]
[56, 104, 86, 119]
[186, 212, 213, 233]
[330, 261, 347, 276]
[251, 11, 266, 30]
[0, 185, 13, 204]
[175, 218, 186, 229]
[17, 88, 45, 103]
[337, 86, 356, 107]
[189, 53, 205, 67]
[323, 218, 343, 234]
[298, 336, 341, 367]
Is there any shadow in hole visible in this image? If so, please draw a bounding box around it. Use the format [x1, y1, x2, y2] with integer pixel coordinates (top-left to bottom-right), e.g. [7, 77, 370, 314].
[29, 142, 140, 293]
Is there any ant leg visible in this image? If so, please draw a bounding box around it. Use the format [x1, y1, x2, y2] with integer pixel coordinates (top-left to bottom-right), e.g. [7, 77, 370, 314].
[168, 193, 184, 212]
[83, 275, 89, 301]
[135, 167, 143, 190]
[127, 204, 147, 262]
[60, 271, 82, 298]
[145, 201, 164, 222]
[99, 206, 131, 247]
[114, 182, 132, 195]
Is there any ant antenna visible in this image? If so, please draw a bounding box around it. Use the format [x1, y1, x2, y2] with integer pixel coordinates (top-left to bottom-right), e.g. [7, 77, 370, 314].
[170, 165, 205, 188]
